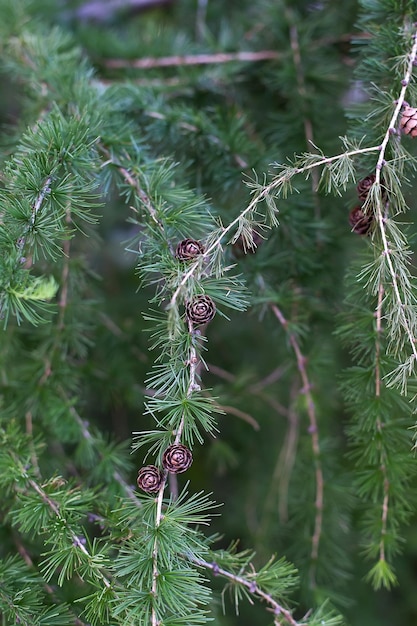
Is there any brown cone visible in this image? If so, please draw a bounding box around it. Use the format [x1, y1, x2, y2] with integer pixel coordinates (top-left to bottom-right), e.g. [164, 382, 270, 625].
[400, 106, 417, 137]
[137, 465, 164, 494]
[162, 444, 193, 474]
[349, 206, 374, 235]
[175, 239, 205, 261]
[185, 295, 216, 325]
[233, 230, 264, 256]
[357, 174, 376, 203]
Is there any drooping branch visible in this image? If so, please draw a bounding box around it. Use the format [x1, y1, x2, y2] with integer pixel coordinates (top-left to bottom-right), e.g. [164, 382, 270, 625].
[374, 284, 391, 570]
[192, 556, 305, 626]
[270, 304, 323, 586]
[262, 378, 300, 527]
[372, 28, 417, 369]
[168, 143, 380, 309]
[150, 317, 201, 625]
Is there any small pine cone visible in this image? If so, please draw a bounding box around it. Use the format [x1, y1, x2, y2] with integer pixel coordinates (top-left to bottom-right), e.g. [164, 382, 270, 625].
[349, 206, 374, 235]
[233, 230, 264, 256]
[357, 174, 376, 203]
[175, 239, 205, 261]
[400, 106, 417, 137]
[162, 444, 193, 474]
[185, 294, 216, 325]
[137, 465, 163, 494]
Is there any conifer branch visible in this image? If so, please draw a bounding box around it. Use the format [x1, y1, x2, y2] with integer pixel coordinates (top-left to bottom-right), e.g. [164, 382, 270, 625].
[61, 389, 137, 498]
[169, 144, 378, 308]
[270, 304, 323, 585]
[207, 362, 291, 419]
[372, 27, 417, 369]
[192, 556, 304, 626]
[151, 469, 168, 626]
[40, 206, 72, 384]
[150, 317, 201, 625]
[25, 410, 41, 478]
[58, 207, 72, 329]
[14, 174, 53, 266]
[104, 50, 281, 69]
[13, 534, 90, 626]
[102, 32, 370, 71]
[31, 176, 52, 229]
[375, 284, 390, 569]
[213, 402, 260, 430]
[248, 366, 289, 392]
[2, 1, 416, 622]
[286, 10, 320, 212]
[262, 379, 300, 527]
[23, 472, 111, 588]
[176, 319, 200, 441]
[145, 110, 249, 169]
[99, 145, 165, 232]
[72, 0, 174, 22]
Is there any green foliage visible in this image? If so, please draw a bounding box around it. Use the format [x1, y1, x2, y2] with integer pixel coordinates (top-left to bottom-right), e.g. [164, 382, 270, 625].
[0, 0, 417, 625]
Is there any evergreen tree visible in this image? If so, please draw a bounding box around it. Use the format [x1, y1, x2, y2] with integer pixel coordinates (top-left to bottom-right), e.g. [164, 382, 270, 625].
[0, 0, 417, 624]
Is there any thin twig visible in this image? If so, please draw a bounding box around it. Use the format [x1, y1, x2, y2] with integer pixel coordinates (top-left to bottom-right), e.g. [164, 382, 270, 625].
[25, 410, 41, 478]
[12, 175, 53, 278]
[206, 362, 236, 383]
[270, 304, 323, 587]
[102, 30, 371, 70]
[40, 206, 72, 384]
[286, 14, 320, 215]
[30, 176, 52, 228]
[375, 282, 390, 565]
[99, 145, 165, 232]
[58, 207, 72, 329]
[375, 283, 384, 399]
[207, 362, 291, 419]
[151, 467, 168, 626]
[214, 402, 260, 430]
[373, 28, 417, 366]
[104, 50, 281, 69]
[72, 0, 174, 22]
[248, 365, 288, 393]
[192, 556, 306, 626]
[262, 379, 300, 526]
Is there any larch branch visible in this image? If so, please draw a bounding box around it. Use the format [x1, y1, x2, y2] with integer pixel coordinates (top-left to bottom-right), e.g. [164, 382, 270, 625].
[271, 304, 323, 586]
[192, 556, 306, 626]
[168, 144, 380, 309]
[104, 50, 281, 69]
[373, 27, 417, 366]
